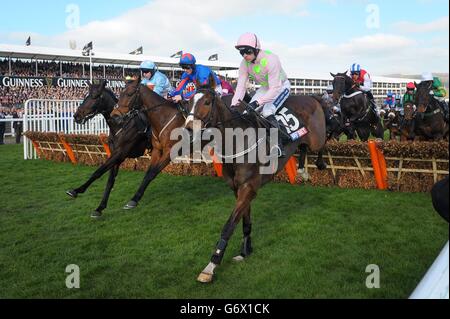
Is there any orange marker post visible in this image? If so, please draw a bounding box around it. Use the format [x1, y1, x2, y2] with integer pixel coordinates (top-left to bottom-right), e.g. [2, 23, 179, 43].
[368, 140, 386, 190]
[59, 134, 77, 165]
[209, 148, 223, 178]
[285, 157, 298, 185]
[99, 134, 111, 158]
[31, 140, 42, 159]
[376, 145, 389, 189]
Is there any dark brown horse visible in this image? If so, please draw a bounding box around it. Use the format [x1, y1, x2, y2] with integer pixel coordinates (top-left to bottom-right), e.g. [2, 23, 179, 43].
[331, 72, 384, 141]
[383, 108, 403, 141]
[414, 81, 449, 140]
[184, 87, 326, 283]
[400, 103, 417, 141]
[67, 80, 151, 218]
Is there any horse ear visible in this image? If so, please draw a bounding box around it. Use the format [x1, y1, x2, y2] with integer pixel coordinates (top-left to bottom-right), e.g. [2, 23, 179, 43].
[330, 73, 336, 78]
[210, 74, 217, 90]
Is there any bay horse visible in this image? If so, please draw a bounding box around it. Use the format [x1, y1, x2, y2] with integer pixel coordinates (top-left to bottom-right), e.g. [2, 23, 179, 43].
[414, 81, 449, 140]
[331, 72, 384, 141]
[108, 77, 191, 211]
[383, 107, 403, 141]
[67, 80, 151, 218]
[184, 86, 327, 283]
[111, 79, 255, 211]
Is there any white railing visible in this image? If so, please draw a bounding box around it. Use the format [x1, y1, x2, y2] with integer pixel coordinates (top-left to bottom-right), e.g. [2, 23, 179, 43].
[23, 99, 110, 160]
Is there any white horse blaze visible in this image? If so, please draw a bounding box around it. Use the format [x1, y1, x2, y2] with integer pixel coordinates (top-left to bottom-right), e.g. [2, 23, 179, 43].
[185, 93, 204, 127]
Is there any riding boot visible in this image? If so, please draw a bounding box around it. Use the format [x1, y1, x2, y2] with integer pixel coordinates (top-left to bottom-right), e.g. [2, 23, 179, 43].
[266, 115, 286, 158]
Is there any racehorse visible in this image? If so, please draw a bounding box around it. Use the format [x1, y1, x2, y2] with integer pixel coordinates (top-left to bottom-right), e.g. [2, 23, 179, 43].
[184, 84, 327, 283]
[400, 103, 417, 141]
[331, 72, 384, 141]
[414, 81, 449, 140]
[109, 77, 190, 211]
[67, 80, 152, 218]
[110, 78, 255, 211]
[383, 107, 403, 141]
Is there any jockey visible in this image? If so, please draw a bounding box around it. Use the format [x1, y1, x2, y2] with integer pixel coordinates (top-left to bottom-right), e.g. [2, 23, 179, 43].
[381, 91, 395, 117]
[171, 53, 223, 102]
[139, 61, 172, 98]
[421, 72, 449, 121]
[403, 82, 416, 106]
[218, 75, 235, 96]
[231, 32, 290, 157]
[348, 64, 379, 116]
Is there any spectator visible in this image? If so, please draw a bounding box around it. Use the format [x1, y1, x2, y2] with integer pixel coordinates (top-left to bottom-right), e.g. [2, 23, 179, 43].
[0, 107, 6, 145]
[12, 108, 23, 144]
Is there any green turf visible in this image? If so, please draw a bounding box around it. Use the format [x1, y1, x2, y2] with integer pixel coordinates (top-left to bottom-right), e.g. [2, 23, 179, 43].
[0, 144, 447, 299]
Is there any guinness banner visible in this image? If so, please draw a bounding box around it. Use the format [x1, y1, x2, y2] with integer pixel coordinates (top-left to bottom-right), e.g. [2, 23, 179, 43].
[0, 76, 126, 89]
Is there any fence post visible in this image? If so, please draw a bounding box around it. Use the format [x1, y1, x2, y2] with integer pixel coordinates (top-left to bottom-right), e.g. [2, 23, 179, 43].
[376, 145, 389, 189]
[99, 134, 111, 158]
[368, 140, 387, 190]
[59, 134, 77, 164]
[285, 157, 298, 185]
[31, 140, 42, 159]
[209, 148, 223, 177]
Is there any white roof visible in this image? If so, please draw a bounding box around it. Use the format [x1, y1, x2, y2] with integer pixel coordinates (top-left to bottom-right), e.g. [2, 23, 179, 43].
[0, 44, 239, 71]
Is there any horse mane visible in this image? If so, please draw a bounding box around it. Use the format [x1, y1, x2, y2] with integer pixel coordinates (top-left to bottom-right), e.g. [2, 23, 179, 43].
[104, 87, 118, 103]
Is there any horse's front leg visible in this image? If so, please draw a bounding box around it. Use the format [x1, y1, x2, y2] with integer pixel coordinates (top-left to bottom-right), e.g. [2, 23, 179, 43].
[91, 164, 121, 219]
[66, 152, 125, 198]
[232, 206, 253, 262]
[197, 183, 257, 283]
[297, 144, 310, 181]
[123, 147, 171, 210]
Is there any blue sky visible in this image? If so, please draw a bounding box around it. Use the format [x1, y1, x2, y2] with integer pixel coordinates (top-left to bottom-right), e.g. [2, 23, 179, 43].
[0, 0, 448, 75]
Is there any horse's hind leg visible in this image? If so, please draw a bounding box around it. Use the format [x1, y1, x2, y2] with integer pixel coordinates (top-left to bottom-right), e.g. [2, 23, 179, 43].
[197, 182, 257, 283]
[66, 153, 124, 198]
[297, 144, 310, 181]
[91, 164, 121, 219]
[233, 207, 253, 262]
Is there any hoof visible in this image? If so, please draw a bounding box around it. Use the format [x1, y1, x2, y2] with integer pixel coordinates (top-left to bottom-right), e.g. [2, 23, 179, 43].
[197, 272, 214, 283]
[316, 162, 327, 171]
[66, 190, 78, 198]
[91, 211, 103, 219]
[233, 255, 245, 262]
[123, 200, 138, 210]
[298, 169, 310, 182]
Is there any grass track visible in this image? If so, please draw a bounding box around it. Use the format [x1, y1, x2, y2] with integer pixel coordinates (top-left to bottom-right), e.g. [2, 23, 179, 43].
[0, 144, 447, 298]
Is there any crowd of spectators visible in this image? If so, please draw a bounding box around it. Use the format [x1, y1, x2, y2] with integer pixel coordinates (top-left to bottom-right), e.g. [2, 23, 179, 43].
[0, 59, 132, 79]
[0, 86, 124, 109]
[1, 59, 129, 108]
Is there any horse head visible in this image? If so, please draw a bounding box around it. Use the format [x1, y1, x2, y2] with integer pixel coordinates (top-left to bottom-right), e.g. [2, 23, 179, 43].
[184, 84, 220, 132]
[111, 76, 143, 125]
[74, 79, 117, 124]
[330, 72, 351, 102]
[415, 80, 433, 114]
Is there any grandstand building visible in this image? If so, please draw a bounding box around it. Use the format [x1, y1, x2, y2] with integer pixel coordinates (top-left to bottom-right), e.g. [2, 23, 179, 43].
[1, 44, 419, 107]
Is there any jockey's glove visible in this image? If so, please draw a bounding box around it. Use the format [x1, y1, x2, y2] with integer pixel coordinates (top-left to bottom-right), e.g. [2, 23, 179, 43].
[249, 101, 260, 110]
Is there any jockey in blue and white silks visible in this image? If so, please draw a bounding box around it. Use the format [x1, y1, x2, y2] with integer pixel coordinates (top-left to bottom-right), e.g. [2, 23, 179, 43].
[139, 60, 172, 98]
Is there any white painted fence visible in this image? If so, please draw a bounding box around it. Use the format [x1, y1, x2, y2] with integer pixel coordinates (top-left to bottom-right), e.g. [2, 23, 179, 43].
[23, 99, 109, 159]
